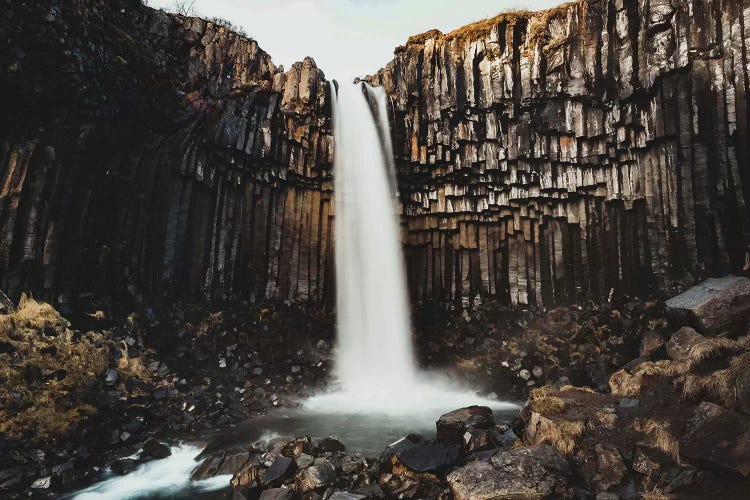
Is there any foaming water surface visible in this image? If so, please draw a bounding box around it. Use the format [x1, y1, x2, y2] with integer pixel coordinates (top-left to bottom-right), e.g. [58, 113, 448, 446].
[68, 445, 230, 499]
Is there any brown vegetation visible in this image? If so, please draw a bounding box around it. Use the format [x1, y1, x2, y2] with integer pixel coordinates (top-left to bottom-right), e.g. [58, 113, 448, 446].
[0, 295, 109, 440]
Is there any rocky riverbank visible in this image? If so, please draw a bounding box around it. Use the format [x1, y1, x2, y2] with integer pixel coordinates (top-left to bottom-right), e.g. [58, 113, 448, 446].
[3, 276, 750, 498]
[186, 277, 750, 499]
[0, 295, 334, 497]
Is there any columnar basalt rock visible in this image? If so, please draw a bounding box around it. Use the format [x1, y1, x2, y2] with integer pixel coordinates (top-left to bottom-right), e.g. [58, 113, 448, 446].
[369, 0, 750, 307]
[0, 0, 334, 307]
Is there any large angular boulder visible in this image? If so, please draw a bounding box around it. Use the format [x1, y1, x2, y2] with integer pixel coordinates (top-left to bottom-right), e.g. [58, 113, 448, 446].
[446, 445, 571, 500]
[295, 459, 336, 492]
[382, 433, 462, 475]
[664, 277, 750, 335]
[679, 402, 750, 476]
[436, 406, 494, 446]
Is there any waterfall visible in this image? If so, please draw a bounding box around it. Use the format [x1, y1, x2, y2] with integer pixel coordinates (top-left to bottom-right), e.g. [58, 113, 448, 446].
[304, 80, 515, 415]
[331, 82, 417, 392]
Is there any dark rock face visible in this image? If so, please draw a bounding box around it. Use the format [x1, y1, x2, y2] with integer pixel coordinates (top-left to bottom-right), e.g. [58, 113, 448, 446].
[0, 0, 334, 307]
[369, 0, 750, 308]
[680, 402, 750, 476]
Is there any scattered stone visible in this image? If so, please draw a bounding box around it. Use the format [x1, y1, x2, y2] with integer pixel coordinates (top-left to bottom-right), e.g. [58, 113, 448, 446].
[142, 438, 171, 459]
[191, 451, 226, 480]
[329, 492, 367, 500]
[30, 476, 51, 489]
[664, 276, 750, 334]
[263, 456, 296, 486]
[593, 444, 627, 491]
[295, 453, 314, 468]
[736, 369, 750, 415]
[618, 398, 640, 409]
[316, 436, 345, 453]
[532, 366, 543, 378]
[295, 459, 336, 492]
[436, 406, 494, 446]
[666, 327, 705, 361]
[391, 440, 462, 474]
[258, 487, 292, 500]
[639, 331, 665, 358]
[111, 458, 138, 475]
[218, 450, 252, 476]
[680, 402, 750, 476]
[519, 369, 531, 381]
[105, 369, 119, 386]
[585, 361, 610, 391]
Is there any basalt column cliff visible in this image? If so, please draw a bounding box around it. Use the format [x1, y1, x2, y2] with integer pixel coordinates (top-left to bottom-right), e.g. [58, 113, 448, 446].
[370, 0, 750, 308]
[0, 0, 334, 307]
[2, 0, 750, 312]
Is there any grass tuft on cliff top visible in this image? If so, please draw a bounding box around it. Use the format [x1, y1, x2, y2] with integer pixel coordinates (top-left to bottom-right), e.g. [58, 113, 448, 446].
[404, 0, 584, 47]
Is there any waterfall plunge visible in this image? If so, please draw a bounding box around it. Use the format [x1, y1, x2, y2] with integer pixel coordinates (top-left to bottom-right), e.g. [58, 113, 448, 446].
[331, 82, 417, 393]
[305, 82, 517, 415]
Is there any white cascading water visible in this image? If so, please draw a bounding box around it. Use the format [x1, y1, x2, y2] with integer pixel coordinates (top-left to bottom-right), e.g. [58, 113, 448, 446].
[332, 82, 416, 391]
[306, 81, 517, 415]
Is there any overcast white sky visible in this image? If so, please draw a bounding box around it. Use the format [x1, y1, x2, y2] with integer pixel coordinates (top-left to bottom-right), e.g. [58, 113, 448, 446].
[149, 0, 564, 80]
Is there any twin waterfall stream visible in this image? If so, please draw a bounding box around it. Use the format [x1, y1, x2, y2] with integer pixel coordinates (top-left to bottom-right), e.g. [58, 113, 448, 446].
[71, 82, 516, 500]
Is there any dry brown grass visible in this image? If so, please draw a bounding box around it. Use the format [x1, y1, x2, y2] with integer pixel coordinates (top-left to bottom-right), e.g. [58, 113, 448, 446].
[682, 350, 750, 408]
[633, 418, 682, 463]
[642, 490, 673, 500]
[609, 360, 684, 397]
[527, 407, 585, 456]
[403, 0, 583, 47]
[529, 387, 567, 415]
[0, 295, 110, 440]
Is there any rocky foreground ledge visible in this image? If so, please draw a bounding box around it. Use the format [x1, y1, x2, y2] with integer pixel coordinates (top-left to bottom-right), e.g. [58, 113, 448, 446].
[3, 276, 750, 498]
[189, 277, 750, 499]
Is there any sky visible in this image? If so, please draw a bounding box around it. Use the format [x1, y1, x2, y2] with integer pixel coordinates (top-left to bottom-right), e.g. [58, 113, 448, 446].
[148, 0, 564, 80]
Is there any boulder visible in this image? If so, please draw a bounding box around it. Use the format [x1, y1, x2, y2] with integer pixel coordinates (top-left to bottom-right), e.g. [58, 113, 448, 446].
[316, 436, 346, 453]
[736, 369, 750, 415]
[191, 451, 226, 480]
[390, 440, 461, 474]
[262, 456, 296, 486]
[258, 487, 292, 500]
[436, 406, 494, 446]
[664, 277, 750, 335]
[295, 459, 336, 492]
[639, 331, 665, 358]
[593, 443, 627, 491]
[665, 327, 705, 361]
[142, 438, 171, 459]
[111, 458, 137, 475]
[329, 492, 367, 500]
[447, 445, 571, 500]
[218, 450, 251, 476]
[679, 402, 750, 476]
[231, 459, 265, 489]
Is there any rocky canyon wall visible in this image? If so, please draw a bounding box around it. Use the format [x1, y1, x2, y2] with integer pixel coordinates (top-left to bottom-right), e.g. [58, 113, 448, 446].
[370, 0, 750, 308]
[2, 0, 749, 312]
[0, 0, 334, 308]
